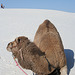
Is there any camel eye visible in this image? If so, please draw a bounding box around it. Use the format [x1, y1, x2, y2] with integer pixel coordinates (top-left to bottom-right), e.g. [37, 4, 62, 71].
[18, 39, 21, 43]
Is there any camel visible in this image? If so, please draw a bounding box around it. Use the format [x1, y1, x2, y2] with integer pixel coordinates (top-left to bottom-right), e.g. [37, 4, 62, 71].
[7, 36, 57, 75]
[34, 20, 67, 75]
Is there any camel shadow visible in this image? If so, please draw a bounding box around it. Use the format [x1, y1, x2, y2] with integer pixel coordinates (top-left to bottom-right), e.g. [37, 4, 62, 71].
[64, 49, 74, 75]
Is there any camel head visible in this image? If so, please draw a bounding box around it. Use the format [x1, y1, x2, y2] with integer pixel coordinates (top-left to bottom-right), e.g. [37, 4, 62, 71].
[6, 36, 29, 58]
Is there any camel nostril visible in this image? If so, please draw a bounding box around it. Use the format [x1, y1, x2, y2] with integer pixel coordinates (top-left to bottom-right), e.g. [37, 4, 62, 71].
[11, 42, 13, 45]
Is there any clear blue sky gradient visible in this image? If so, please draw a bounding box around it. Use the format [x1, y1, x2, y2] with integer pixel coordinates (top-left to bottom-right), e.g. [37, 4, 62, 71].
[0, 0, 75, 13]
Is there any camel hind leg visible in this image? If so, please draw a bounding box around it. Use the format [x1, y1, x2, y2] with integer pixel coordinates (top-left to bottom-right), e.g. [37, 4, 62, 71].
[60, 65, 67, 75]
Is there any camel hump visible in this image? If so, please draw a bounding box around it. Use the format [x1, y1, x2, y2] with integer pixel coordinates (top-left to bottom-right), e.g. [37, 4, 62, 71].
[43, 19, 50, 25]
[42, 19, 57, 33]
[43, 20, 50, 32]
[34, 20, 58, 47]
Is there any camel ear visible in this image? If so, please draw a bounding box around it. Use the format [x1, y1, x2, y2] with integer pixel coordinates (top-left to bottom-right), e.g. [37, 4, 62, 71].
[25, 37, 28, 40]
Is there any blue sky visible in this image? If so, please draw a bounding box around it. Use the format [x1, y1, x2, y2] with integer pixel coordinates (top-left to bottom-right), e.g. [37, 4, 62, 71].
[0, 0, 75, 13]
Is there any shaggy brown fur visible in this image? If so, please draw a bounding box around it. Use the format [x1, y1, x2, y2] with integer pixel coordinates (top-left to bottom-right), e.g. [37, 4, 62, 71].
[34, 20, 67, 74]
[7, 36, 54, 75]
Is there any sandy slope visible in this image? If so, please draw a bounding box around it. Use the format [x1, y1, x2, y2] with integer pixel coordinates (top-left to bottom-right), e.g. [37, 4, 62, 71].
[0, 9, 75, 75]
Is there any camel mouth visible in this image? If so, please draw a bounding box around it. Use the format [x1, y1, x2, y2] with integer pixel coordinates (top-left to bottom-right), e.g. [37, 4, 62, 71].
[6, 43, 13, 52]
[6, 41, 17, 52]
[7, 47, 12, 52]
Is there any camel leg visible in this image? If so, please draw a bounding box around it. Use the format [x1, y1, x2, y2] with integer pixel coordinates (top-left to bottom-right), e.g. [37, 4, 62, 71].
[33, 73, 46, 75]
[60, 65, 67, 75]
[33, 73, 37, 75]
